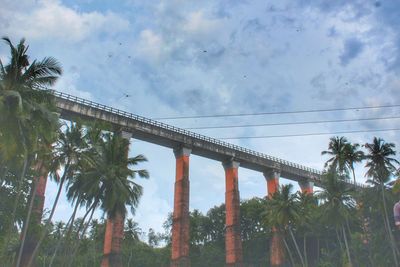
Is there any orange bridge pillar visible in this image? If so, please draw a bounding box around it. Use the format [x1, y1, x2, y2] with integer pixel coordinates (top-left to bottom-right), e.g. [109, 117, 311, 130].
[171, 147, 191, 267]
[299, 181, 314, 194]
[264, 169, 284, 267]
[264, 169, 280, 199]
[223, 160, 243, 267]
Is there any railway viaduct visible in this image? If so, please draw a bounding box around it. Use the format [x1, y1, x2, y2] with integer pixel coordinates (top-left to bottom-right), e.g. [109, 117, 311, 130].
[53, 90, 364, 267]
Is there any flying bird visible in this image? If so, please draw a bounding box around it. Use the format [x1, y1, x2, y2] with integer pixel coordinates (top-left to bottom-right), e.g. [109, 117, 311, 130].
[118, 93, 131, 100]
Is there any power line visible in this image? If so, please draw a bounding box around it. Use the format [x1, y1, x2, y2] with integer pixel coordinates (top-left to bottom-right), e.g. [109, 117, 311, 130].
[184, 115, 400, 130]
[153, 104, 400, 120]
[218, 128, 400, 139]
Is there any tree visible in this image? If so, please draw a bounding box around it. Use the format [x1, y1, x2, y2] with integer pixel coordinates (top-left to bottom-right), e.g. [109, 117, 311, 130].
[344, 143, 365, 186]
[364, 137, 398, 184]
[296, 192, 318, 266]
[322, 136, 350, 176]
[125, 219, 142, 242]
[86, 132, 149, 267]
[0, 37, 62, 267]
[263, 184, 303, 267]
[318, 172, 355, 267]
[364, 137, 399, 265]
[26, 122, 89, 266]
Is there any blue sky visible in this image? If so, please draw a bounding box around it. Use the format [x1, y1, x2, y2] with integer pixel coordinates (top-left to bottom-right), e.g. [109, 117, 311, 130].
[1, 0, 400, 236]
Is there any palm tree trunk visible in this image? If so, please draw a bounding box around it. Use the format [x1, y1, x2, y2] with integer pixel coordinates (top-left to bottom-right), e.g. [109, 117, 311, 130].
[303, 235, 308, 267]
[48, 203, 77, 267]
[380, 183, 399, 266]
[288, 227, 305, 267]
[59, 198, 81, 266]
[127, 249, 133, 267]
[335, 227, 344, 253]
[72, 201, 97, 241]
[15, 167, 41, 267]
[341, 224, 352, 267]
[67, 204, 96, 267]
[351, 167, 357, 187]
[282, 237, 294, 267]
[26, 166, 69, 267]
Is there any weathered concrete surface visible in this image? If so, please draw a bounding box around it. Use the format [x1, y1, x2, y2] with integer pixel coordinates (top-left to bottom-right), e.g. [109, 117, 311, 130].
[223, 160, 243, 266]
[171, 147, 191, 267]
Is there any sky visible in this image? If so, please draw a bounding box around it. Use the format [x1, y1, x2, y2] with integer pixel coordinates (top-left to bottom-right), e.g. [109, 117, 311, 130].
[1, 0, 400, 237]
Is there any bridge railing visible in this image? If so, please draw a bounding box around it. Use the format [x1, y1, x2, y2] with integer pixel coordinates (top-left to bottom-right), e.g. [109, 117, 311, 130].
[51, 90, 366, 188]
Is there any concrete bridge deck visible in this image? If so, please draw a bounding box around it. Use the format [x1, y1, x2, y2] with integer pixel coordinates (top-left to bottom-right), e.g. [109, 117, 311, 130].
[53, 90, 365, 189]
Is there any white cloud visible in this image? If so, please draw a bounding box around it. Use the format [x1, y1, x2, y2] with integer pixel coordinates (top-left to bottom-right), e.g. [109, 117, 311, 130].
[11, 0, 400, 231]
[1, 0, 129, 42]
[134, 178, 172, 234]
[137, 29, 165, 63]
[183, 10, 222, 36]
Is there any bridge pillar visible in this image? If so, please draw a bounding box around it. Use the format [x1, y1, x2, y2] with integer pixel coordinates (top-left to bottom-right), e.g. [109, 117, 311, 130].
[223, 160, 243, 267]
[264, 169, 280, 198]
[171, 147, 191, 267]
[264, 169, 284, 267]
[299, 181, 314, 194]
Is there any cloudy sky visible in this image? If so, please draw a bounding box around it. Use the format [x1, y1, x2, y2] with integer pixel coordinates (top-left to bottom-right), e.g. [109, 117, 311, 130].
[1, 0, 400, 236]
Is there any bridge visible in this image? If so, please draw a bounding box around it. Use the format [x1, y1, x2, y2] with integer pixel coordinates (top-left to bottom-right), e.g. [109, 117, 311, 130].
[52, 90, 364, 266]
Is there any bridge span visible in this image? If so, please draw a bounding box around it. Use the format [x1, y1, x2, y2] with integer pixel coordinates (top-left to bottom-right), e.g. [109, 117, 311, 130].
[52, 90, 364, 266]
[53, 90, 363, 188]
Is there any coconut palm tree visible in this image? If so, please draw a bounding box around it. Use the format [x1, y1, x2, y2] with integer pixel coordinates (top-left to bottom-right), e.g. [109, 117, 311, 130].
[322, 136, 350, 176]
[97, 133, 148, 267]
[125, 219, 142, 241]
[26, 122, 90, 266]
[0, 37, 62, 266]
[364, 137, 398, 184]
[364, 137, 399, 265]
[344, 143, 365, 186]
[0, 36, 61, 161]
[63, 132, 148, 267]
[263, 184, 304, 266]
[296, 192, 318, 267]
[318, 172, 355, 267]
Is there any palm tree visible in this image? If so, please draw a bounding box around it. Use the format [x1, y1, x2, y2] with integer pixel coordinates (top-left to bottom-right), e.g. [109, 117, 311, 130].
[97, 133, 149, 267]
[322, 136, 350, 176]
[264, 184, 304, 267]
[364, 137, 398, 184]
[0, 37, 62, 266]
[318, 172, 355, 267]
[364, 137, 399, 265]
[49, 124, 103, 266]
[344, 143, 365, 186]
[64, 132, 148, 267]
[26, 122, 89, 266]
[125, 219, 142, 241]
[0, 36, 61, 162]
[297, 192, 318, 266]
